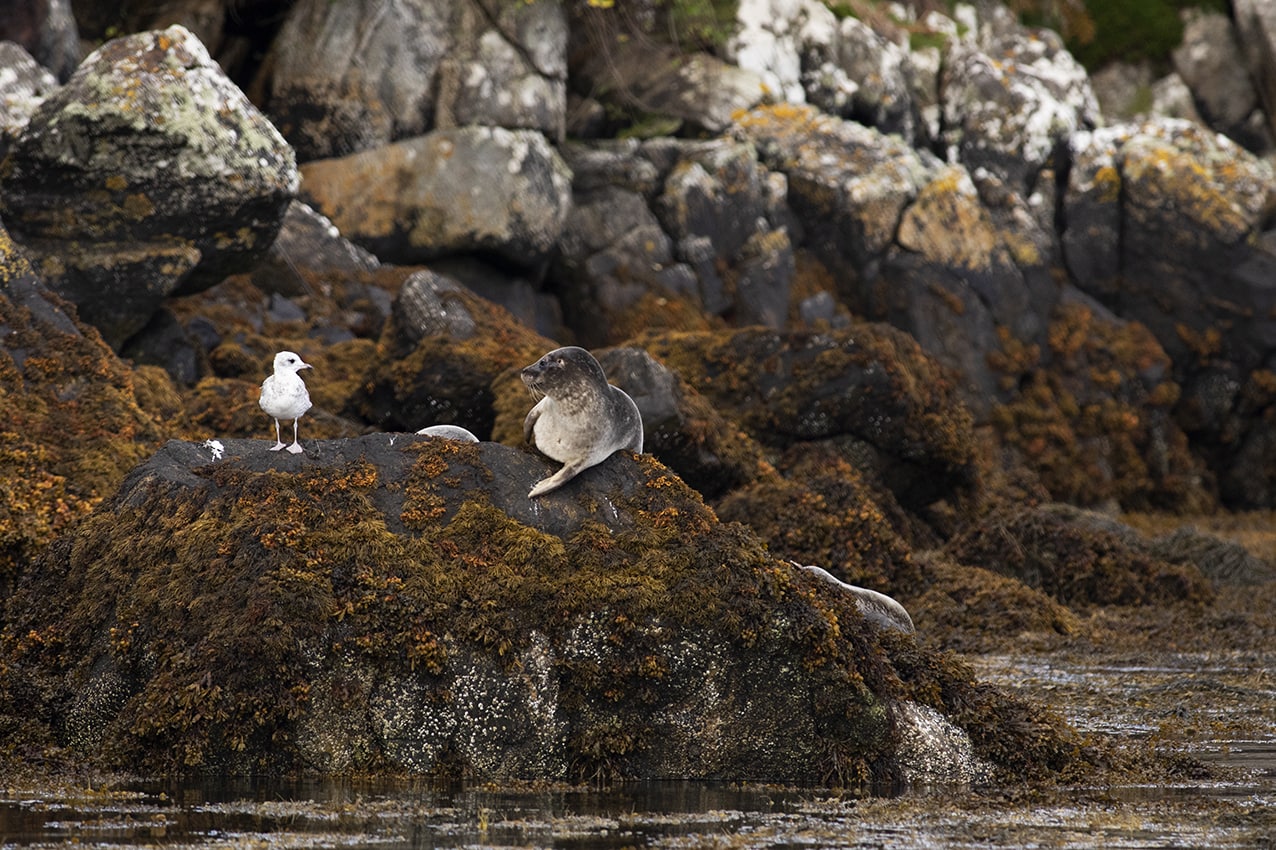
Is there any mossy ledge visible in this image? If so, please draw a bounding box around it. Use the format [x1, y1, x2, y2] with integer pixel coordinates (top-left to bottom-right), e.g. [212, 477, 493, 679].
[0, 435, 1081, 784]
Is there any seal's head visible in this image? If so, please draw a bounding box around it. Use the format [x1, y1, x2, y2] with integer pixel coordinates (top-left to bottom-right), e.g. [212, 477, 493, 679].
[521, 346, 607, 405]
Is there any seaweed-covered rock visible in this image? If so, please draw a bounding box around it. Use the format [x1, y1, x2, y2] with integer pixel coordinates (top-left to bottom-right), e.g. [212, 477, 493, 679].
[0, 435, 1082, 783]
[989, 294, 1210, 512]
[353, 270, 553, 435]
[945, 502, 1214, 609]
[0, 26, 298, 350]
[0, 221, 168, 593]
[907, 552, 1081, 653]
[637, 325, 978, 514]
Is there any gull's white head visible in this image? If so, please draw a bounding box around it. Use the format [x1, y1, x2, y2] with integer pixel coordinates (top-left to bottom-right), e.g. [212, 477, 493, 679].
[273, 351, 312, 374]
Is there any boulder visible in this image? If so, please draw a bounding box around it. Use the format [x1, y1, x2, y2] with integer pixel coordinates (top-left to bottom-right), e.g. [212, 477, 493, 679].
[354, 270, 553, 436]
[801, 14, 918, 141]
[726, 0, 833, 105]
[1172, 9, 1266, 151]
[940, 27, 1098, 189]
[635, 325, 978, 516]
[0, 0, 79, 81]
[734, 106, 1052, 411]
[259, 0, 567, 160]
[553, 138, 796, 346]
[0, 26, 298, 350]
[945, 502, 1214, 609]
[0, 41, 59, 160]
[989, 293, 1211, 513]
[0, 435, 1082, 783]
[569, 10, 767, 139]
[299, 127, 572, 271]
[1235, 0, 1276, 144]
[1062, 119, 1276, 373]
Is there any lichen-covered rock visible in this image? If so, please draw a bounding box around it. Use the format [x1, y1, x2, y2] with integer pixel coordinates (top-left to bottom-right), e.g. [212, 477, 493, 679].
[258, 0, 444, 158]
[299, 127, 571, 271]
[940, 25, 1098, 188]
[0, 26, 298, 350]
[0, 435, 1083, 783]
[727, 0, 833, 104]
[260, 0, 567, 160]
[447, 0, 568, 140]
[801, 14, 918, 141]
[734, 104, 934, 278]
[0, 42, 58, 160]
[553, 138, 796, 346]
[1061, 119, 1276, 506]
[570, 28, 766, 137]
[1064, 120, 1276, 366]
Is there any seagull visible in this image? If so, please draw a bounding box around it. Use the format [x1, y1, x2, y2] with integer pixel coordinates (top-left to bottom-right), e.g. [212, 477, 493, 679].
[259, 351, 313, 454]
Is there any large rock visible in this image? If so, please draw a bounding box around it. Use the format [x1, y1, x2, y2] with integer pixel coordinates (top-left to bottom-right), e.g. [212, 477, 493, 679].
[1173, 9, 1267, 151]
[733, 105, 1049, 409]
[0, 0, 79, 81]
[635, 325, 978, 515]
[299, 127, 572, 270]
[260, 0, 567, 160]
[800, 13, 918, 141]
[0, 26, 298, 350]
[1062, 119, 1276, 372]
[353, 270, 553, 436]
[0, 41, 58, 160]
[552, 138, 795, 346]
[940, 24, 1098, 188]
[0, 435, 1082, 783]
[1235, 0, 1276, 144]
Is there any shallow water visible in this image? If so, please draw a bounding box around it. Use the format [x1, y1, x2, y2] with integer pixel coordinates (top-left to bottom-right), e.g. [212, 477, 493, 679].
[2, 649, 1274, 849]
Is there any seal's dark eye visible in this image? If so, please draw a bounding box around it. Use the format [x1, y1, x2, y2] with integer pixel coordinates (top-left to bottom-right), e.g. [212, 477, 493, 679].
[556, 358, 564, 367]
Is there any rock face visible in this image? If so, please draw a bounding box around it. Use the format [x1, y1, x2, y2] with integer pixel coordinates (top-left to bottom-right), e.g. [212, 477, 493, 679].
[299, 127, 572, 270]
[0, 42, 59, 160]
[260, 0, 567, 160]
[0, 26, 298, 350]
[1, 436, 1077, 781]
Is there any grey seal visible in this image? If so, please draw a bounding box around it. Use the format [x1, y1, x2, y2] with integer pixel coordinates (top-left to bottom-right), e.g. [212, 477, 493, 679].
[797, 563, 915, 634]
[417, 424, 479, 442]
[259, 350, 312, 454]
[521, 346, 644, 498]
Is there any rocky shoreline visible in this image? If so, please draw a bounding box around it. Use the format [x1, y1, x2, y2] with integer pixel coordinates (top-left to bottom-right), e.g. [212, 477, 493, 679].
[0, 0, 1274, 786]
